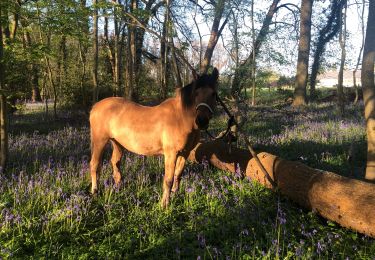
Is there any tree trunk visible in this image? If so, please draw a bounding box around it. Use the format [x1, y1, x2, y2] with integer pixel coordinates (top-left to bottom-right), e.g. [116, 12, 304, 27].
[0, 6, 8, 170]
[353, 0, 366, 105]
[309, 1, 344, 99]
[292, 0, 314, 107]
[171, 37, 182, 88]
[188, 140, 375, 238]
[78, 38, 87, 107]
[337, 1, 347, 116]
[231, 0, 280, 97]
[30, 50, 42, 103]
[78, 0, 89, 107]
[200, 0, 228, 74]
[23, 27, 42, 102]
[104, 13, 116, 84]
[126, 0, 137, 100]
[113, 0, 121, 96]
[362, 0, 375, 181]
[160, 0, 169, 99]
[92, 0, 99, 103]
[251, 0, 256, 106]
[36, 5, 57, 119]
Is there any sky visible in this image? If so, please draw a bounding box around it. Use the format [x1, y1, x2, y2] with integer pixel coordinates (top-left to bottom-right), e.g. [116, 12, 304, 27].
[181, 0, 369, 76]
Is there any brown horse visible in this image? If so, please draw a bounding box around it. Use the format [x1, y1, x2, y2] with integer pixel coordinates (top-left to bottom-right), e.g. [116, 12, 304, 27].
[89, 68, 219, 207]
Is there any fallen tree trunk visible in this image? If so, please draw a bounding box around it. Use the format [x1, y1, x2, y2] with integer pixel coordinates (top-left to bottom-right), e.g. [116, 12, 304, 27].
[188, 139, 375, 238]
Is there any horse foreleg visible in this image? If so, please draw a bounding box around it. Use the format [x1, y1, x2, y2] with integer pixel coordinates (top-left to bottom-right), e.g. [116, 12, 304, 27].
[90, 138, 107, 194]
[110, 140, 123, 186]
[171, 155, 186, 193]
[161, 152, 177, 208]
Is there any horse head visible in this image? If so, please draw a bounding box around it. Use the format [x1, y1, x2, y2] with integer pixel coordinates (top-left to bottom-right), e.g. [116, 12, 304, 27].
[192, 68, 219, 130]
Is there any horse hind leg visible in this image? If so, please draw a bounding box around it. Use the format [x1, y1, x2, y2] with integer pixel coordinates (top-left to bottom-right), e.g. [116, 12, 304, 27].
[90, 135, 108, 194]
[110, 139, 123, 186]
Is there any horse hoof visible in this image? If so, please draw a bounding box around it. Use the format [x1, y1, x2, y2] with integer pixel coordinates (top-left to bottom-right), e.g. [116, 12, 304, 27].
[91, 188, 98, 195]
[113, 174, 121, 185]
[160, 198, 169, 209]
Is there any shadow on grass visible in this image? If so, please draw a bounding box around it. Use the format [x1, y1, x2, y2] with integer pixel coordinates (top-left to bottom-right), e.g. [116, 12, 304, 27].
[255, 139, 366, 179]
[10, 110, 88, 135]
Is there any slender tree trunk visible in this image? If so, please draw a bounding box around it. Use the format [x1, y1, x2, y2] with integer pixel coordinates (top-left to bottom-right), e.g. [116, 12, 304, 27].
[10, 0, 21, 41]
[78, 0, 89, 107]
[92, 0, 99, 103]
[169, 19, 182, 88]
[353, 0, 366, 105]
[160, 0, 169, 99]
[200, 0, 228, 74]
[126, 0, 137, 100]
[36, 5, 57, 118]
[24, 31, 42, 102]
[78, 40, 87, 107]
[57, 35, 67, 97]
[104, 13, 116, 83]
[0, 8, 8, 170]
[193, 6, 203, 69]
[113, 0, 121, 96]
[310, 1, 344, 99]
[337, 1, 347, 115]
[42, 73, 49, 119]
[292, 0, 314, 107]
[171, 36, 182, 88]
[251, 0, 256, 106]
[362, 0, 375, 181]
[231, 0, 280, 97]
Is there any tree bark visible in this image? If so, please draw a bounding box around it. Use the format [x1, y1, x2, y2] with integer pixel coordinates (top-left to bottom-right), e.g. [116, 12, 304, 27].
[337, 1, 347, 116]
[309, 1, 344, 99]
[353, 0, 366, 105]
[188, 140, 375, 238]
[36, 5, 57, 118]
[24, 30, 42, 102]
[160, 0, 169, 99]
[292, 0, 314, 107]
[200, 0, 228, 74]
[0, 6, 8, 170]
[113, 0, 121, 96]
[231, 0, 280, 97]
[251, 0, 256, 106]
[92, 0, 99, 103]
[362, 0, 375, 181]
[126, 0, 137, 100]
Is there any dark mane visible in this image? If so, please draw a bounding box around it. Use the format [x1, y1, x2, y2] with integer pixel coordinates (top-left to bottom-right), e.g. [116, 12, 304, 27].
[179, 74, 216, 109]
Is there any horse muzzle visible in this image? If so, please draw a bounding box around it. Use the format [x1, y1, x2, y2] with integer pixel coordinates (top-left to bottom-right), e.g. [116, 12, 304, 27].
[195, 115, 210, 130]
[195, 102, 214, 130]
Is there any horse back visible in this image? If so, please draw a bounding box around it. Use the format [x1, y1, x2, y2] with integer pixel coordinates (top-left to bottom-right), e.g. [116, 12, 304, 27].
[89, 97, 193, 155]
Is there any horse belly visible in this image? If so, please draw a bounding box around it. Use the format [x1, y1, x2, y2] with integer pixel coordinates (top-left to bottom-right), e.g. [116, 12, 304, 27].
[112, 127, 163, 156]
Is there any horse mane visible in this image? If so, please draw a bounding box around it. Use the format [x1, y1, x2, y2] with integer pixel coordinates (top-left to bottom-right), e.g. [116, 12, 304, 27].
[178, 74, 216, 109]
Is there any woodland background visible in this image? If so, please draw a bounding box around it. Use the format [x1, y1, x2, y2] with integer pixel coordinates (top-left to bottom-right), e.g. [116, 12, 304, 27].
[0, 0, 375, 258]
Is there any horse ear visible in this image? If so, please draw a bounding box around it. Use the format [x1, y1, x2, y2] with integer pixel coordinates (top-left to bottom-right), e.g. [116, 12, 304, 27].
[212, 67, 219, 81]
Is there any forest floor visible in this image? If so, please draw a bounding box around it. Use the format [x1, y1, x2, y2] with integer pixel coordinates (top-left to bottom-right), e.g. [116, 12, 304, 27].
[1, 89, 374, 258]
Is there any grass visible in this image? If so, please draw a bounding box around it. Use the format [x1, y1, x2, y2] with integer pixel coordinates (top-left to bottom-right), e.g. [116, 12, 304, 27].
[1, 91, 374, 258]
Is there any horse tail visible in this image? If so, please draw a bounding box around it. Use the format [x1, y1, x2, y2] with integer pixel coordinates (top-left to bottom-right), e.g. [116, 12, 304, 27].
[89, 108, 95, 157]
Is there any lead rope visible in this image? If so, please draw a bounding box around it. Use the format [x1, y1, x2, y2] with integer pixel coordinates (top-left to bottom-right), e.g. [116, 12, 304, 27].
[216, 95, 277, 189]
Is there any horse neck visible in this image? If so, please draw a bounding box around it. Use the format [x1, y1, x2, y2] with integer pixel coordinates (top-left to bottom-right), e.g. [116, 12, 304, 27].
[174, 96, 196, 129]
